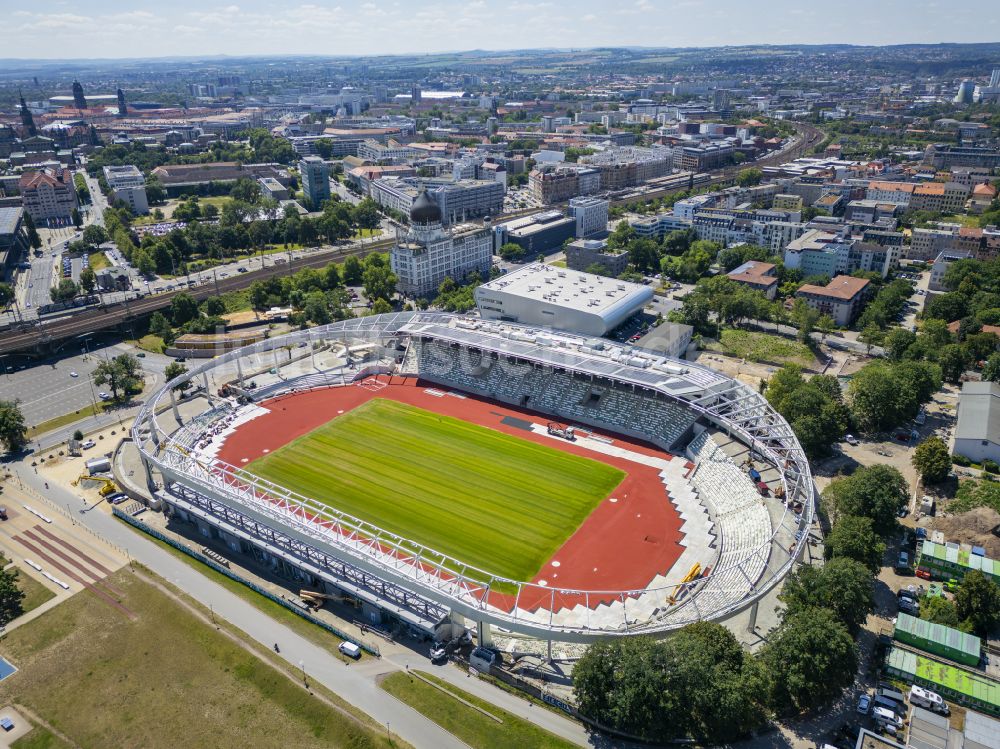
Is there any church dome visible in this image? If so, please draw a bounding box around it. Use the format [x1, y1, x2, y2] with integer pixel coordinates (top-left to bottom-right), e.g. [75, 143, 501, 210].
[410, 188, 442, 224]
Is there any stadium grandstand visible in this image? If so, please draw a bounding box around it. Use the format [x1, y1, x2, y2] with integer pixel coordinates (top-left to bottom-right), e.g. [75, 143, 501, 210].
[133, 312, 814, 645]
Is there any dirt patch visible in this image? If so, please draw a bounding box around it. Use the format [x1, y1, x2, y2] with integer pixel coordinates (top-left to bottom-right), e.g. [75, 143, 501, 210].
[930, 507, 1000, 557]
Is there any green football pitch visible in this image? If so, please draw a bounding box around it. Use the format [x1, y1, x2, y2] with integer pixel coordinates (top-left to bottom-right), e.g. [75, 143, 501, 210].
[247, 398, 624, 582]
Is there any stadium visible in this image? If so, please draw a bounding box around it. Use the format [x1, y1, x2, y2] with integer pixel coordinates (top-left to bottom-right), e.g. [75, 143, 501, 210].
[133, 311, 814, 644]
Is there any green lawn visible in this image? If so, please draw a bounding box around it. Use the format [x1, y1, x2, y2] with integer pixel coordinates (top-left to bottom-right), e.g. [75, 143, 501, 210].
[87, 251, 110, 272]
[0, 570, 397, 749]
[712, 328, 815, 366]
[248, 399, 623, 581]
[18, 569, 56, 614]
[12, 727, 72, 749]
[380, 671, 576, 749]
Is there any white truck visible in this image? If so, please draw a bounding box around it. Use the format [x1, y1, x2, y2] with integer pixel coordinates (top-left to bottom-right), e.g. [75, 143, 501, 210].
[909, 685, 949, 715]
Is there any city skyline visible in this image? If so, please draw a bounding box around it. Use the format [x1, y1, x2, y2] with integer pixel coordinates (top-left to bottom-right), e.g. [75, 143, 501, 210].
[4, 0, 999, 60]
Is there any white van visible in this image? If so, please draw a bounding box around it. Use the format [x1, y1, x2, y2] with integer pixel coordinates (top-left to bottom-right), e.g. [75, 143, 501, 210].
[338, 641, 362, 660]
[873, 706, 903, 729]
[910, 685, 949, 715]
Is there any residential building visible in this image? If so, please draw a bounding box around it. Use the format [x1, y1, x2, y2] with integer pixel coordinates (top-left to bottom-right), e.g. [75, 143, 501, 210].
[390, 190, 492, 298]
[772, 194, 803, 212]
[299, 156, 330, 209]
[784, 229, 898, 279]
[909, 181, 970, 213]
[909, 226, 960, 261]
[930, 248, 974, 291]
[528, 165, 600, 204]
[578, 146, 673, 190]
[474, 263, 653, 336]
[564, 238, 628, 276]
[866, 180, 916, 206]
[356, 139, 422, 164]
[19, 167, 77, 225]
[727, 260, 779, 300]
[568, 196, 609, 238]
[794, 275, 872, 326]
[102, 164, 148, 215]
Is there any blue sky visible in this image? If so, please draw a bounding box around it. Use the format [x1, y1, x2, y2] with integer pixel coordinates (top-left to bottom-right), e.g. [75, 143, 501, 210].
[3, 0, 998, 59]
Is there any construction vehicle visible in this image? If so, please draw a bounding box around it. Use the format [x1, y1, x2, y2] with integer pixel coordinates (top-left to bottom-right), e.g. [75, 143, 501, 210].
[547, 422, 576, 441]
[668, 563, 702, 604]
[71, 475, 118, 497]
[299, 589, 360, 609]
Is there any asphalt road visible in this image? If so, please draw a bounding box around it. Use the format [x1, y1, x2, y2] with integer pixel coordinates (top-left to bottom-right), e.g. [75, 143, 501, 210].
[11, 467, 594, 749]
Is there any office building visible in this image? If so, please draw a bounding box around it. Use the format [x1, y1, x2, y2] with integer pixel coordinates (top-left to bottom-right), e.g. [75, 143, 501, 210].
[19, 167, 78, 225]
[568, 196, 609, 238]
[578, 146, 673, 190]
[564, 238, 628, 276]
[528, 165, 600, 204]
[258, 177, 290, 202]
[493, 211, 575, 256]
[475, 263, 653, 336]
[102, 164, 148, 215]
[0, 207, 29, 274]
[299, 155, 330, 209]
[795, 275, 872, 326]
[909, 226, 961, 261]
[390, 190, 492, 298]
[923, 144, 1000, 170]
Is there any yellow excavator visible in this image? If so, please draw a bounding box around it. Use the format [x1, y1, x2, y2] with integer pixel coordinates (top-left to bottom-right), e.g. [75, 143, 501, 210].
[668, 563, 703, 605]
[71, 475, 118, 497]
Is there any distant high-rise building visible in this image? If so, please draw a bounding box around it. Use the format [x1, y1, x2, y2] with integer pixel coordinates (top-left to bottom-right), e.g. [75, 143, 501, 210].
[991, 68, 1000, 88]
[954, 79, 975, 104]
[712, 88, 731, 110]
[299, 156, 330, 209]
[117, 88, 127, 117]
[410, 85, 422, 104]
[72, 80, 87, 109]
[18, 90, 36, 137]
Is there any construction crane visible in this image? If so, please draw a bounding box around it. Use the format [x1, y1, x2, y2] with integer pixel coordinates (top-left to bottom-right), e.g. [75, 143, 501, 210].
[668, 563, 703, 605]
[71, 475, 118, 497]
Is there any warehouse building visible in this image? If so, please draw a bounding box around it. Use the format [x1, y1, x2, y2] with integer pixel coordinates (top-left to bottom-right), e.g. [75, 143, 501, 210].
[474, 263, 653, 336]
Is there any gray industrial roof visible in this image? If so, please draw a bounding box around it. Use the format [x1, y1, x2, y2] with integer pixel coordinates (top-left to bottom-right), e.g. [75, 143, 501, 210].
[0, 207, 22, 237]
[955, 381, 1000, 444]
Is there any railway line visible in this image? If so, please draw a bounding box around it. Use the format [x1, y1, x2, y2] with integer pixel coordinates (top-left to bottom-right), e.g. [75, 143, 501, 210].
[0, 123, 825, 356]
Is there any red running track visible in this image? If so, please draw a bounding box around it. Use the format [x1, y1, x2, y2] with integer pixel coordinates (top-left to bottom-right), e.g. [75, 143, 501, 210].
[216, 376, 689, 612]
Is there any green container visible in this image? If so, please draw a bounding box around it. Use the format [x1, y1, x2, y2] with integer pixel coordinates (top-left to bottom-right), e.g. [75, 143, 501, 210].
[893, 613, 981, 667]
[885, 646, 1000, 717]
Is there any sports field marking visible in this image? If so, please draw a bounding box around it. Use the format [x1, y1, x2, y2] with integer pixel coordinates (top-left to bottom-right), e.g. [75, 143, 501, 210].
[246, 398, 625, 582]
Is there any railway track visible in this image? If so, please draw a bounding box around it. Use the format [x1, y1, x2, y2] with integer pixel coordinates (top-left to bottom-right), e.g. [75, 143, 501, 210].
[0, 124, 825, 356]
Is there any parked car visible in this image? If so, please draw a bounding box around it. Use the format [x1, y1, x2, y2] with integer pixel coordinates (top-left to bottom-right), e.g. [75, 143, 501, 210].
[69, 371, 79, 378]
[856, 693, 872, 714]
[98, 391, 111, 400]
[845, 434, 859, 445]
[895, 551, 911, 573]
[80, 439, 96, 449]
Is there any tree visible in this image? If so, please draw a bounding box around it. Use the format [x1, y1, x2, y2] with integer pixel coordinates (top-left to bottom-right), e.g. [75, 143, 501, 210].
[761, 607, 857, 714]
[145, 176, 165, 205]
[815, 314, 835, 341]
[823, 464, 908, 534]
[370, 298, 392, 315]
[984, 353, 1000, 382]
[779, 558, 875, 635]
[164, 362, 189, 391]
[23, 212, 41, 249]
[343, 255, 363, 285]
[735, 167, 763, 187]
[78, 266, 96, 294]
[362, 264, 397, 302]
[0, 400, 28, 453]
[858, 324, 884, 355]
[790, 298, 820, 342]
[955, 570, 1000, 636]
[824, 515, 886, 573]
[148, 311, 173, 342]
[203, 296, 226, 317]
[92, 354, 143, 403]
[0, 283, 13, 309]
[82, 224, 108, 246]
[0, 567, 26, 626]
[302, 291, 331, 325]
[920, 595, 968, 630]
[72, 429, 84, 442]
[884, 327, 917, 362]
[169, 293, 200, 326]
[49, 278, 78, 303]
[938, 343, 971, 383]
[498, 242, 527, 262]
[912, 436, 952, 484]
[71, 207, 83, 228]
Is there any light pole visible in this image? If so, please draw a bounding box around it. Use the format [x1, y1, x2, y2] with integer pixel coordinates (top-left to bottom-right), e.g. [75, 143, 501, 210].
[299, 660, 308, 688]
